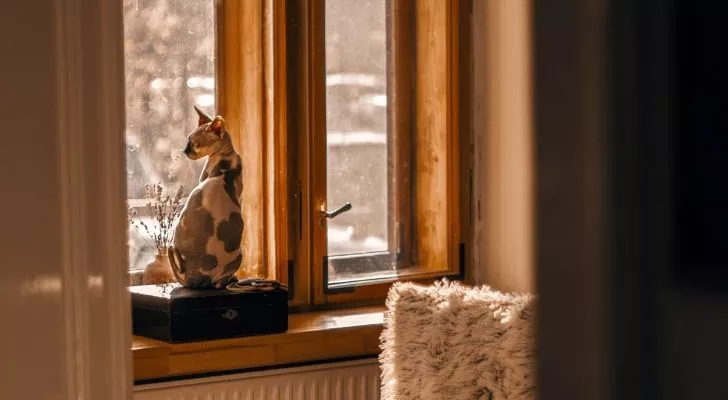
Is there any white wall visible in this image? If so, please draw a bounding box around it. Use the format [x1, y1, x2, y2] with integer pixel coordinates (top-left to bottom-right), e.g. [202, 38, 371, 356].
[0, 1, 132, 398]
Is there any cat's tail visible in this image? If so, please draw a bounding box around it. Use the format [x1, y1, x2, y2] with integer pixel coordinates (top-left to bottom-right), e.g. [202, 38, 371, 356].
[167, 246, 187, 286]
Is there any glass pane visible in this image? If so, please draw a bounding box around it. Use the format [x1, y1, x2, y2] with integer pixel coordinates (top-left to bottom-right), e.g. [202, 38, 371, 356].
[123, 0, 215, 271]
[325, 0, 392, 283]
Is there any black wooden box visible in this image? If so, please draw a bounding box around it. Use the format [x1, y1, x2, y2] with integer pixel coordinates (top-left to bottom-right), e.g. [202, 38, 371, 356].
[130, 283, 288, 343]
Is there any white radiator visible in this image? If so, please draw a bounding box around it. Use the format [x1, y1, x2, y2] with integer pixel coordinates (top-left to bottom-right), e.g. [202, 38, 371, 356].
[134, 358, 380, 400]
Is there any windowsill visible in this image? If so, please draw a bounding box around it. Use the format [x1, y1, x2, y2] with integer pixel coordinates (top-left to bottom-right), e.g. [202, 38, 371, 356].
[132, 306, 385, 382]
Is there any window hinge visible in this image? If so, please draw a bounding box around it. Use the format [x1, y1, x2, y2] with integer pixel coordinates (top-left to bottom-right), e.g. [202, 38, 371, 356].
[287, 259, 295, 300]
[469, 168, 474, 225]
[296, 180, 302, 241]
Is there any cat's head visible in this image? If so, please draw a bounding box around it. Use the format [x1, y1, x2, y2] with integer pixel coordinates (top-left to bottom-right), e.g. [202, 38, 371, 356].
[183, 106, 228, 160]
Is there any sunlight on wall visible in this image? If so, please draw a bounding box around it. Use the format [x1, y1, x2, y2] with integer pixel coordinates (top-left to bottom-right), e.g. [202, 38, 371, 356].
[472, 0, 534, 293]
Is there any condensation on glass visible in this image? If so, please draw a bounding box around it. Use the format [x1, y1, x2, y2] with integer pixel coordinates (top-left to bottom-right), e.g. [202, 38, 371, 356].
[123, 0, 215, 271]
[325, 0, 395, 283]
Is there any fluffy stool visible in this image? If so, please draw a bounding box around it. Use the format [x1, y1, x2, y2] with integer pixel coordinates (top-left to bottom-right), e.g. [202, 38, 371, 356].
[380, 280, 536, 400]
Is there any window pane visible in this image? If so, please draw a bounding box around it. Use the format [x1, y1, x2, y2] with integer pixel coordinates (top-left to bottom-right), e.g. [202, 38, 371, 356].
[123, 0, 215, 271]
[325, 0, 392, 283]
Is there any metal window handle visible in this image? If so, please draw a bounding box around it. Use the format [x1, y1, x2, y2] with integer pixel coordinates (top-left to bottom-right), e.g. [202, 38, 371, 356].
[320, 202, 352, 219]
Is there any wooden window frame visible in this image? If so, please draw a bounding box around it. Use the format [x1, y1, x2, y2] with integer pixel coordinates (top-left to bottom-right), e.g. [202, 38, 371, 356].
[217, 0, 472, 308]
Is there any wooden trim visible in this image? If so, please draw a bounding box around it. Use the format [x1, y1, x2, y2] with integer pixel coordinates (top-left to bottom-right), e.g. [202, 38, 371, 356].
[414, 0, 450, 271]
[459, 0, 474, 282]
[265, 0, 290, 284]
[447, 0, 461, 271]
[241, 0, 266, 278]
[388, 0, 415, 267]
[132, 307, 384, 381]
[287, 0, 314, 306]
[310, 0, 328, 305]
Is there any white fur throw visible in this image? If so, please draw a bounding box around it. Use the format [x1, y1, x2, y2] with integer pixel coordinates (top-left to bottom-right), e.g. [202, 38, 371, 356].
[379, 280, 536, 400]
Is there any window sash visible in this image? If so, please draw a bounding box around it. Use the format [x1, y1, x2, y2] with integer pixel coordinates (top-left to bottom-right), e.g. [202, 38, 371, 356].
[309, 0, 469, 305]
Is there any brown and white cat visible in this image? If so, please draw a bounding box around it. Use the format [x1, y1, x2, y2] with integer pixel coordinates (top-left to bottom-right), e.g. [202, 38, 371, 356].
[168, 106, 243, 288]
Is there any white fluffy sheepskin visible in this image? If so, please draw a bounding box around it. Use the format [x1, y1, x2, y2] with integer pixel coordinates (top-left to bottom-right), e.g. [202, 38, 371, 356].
[379, 280, 536, 400]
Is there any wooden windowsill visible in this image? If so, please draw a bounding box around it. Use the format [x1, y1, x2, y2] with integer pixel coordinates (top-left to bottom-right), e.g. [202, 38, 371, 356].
[132, 306, 385, 382]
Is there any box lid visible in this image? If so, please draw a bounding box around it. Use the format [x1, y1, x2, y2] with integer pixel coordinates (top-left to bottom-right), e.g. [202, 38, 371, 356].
[130, 282, 287, 313]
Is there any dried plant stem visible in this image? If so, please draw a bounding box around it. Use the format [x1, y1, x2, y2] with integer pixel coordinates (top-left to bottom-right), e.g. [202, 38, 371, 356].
[127, 183, 185, 253]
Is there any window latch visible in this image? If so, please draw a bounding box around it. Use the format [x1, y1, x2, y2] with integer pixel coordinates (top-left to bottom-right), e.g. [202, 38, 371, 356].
[318, 202, 352, 228]
[320, 202, 352, 219]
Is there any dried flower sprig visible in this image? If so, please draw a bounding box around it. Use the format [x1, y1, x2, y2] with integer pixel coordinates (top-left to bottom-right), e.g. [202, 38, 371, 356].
[127, 183, 185, 254]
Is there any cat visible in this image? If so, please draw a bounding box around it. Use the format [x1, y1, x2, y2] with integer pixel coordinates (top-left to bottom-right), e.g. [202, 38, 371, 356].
[168, 106, 243, 288]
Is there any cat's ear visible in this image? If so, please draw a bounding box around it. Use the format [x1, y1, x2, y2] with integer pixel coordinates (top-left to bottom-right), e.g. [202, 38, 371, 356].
[194, 105, 213, 126]
[206, 115, 225, 135]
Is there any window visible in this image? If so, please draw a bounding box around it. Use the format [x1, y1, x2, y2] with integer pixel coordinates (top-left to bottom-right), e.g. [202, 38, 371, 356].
[124, 0, 471, 306]
[123, 0, 216, 272]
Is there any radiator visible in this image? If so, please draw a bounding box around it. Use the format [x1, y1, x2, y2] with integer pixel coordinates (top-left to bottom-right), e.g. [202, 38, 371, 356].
[134, 358, 380, 400]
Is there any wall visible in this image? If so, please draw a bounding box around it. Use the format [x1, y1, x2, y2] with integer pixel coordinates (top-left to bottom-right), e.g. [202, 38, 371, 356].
[471, 0, 535, 293]
[0, 1, 133, 398]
